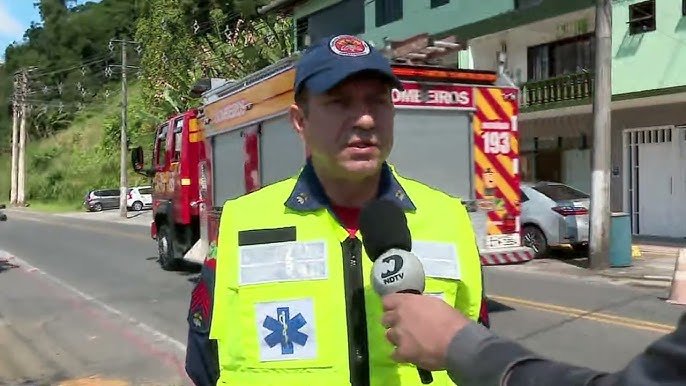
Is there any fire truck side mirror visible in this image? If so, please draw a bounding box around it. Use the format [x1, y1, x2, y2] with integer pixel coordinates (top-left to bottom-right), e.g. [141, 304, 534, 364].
[131, 146, 145, 172]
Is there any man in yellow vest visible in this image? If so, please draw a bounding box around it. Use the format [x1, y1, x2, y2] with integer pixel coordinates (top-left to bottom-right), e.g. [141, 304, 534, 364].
[185, 34, 489, 386]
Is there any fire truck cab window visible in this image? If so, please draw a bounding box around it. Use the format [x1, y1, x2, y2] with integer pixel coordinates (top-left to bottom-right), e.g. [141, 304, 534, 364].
[173, 118, 183, 162]
[155, 123, 169, 166]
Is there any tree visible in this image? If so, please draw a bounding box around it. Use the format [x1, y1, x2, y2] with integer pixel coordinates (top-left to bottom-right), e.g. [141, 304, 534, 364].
[134, 0, 294, 114]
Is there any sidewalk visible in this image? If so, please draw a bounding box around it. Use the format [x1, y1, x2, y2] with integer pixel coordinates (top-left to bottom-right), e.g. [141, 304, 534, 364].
[53, 209, 152, 227]
[491, 249, 679, 289]
[4, 207, 152, 227]
[599, 254, 676, 287]
[632, 235, 686, 258]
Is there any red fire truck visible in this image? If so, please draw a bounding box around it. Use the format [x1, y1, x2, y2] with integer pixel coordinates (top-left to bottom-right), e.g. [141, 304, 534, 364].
[131, 38, 535, 271]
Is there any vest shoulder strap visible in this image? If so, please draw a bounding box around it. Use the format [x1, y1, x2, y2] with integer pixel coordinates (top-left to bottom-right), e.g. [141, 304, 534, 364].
[223, 175, 299, 214]
[394, 172, 464, 209]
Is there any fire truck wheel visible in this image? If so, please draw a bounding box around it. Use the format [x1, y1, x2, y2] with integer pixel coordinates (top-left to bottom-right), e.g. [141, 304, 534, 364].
[157, 224, 181, 271]
[521, 225, 548, 259]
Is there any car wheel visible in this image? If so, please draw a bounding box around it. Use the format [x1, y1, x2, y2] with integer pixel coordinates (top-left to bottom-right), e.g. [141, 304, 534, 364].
[521, 225, 548, 259]
[157, 224, 182, 271]
[132, 201, 143, 211]
[93, 203, 103, 212]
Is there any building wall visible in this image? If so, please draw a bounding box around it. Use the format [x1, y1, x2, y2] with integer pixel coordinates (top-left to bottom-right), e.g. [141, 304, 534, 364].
[293, 0, 343, 20]
[612, 0, 686, 95]
[292, 0, 512, 48]
[359, 0, 512, 48]
[462, 8, 595, 83]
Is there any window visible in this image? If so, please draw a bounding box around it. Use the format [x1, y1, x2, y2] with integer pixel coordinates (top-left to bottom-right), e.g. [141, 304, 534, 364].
[532, 183, 590, 201]
[514, 0, 542, 10]
[155, 123, 169, 166]
[296, 0, 365, 50]
[295, 17, 310, 48]
[527, 34, 594, 81]
[100, 189, 120, 197]
[520, 191, 530, 203]
[628, 0, 656, 35]
[172, 117, 183, 162]
[375, 0, 403, 27]
[431, 0, 449, 8]
[140, 187, 154, 195]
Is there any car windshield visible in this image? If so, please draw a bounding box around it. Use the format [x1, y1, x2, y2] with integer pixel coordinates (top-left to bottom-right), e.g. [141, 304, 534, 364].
[532, 184, 589, 201]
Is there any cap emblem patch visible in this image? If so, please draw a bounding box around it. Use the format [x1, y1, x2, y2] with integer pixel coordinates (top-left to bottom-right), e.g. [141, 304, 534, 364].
[329, 35, 370, 57]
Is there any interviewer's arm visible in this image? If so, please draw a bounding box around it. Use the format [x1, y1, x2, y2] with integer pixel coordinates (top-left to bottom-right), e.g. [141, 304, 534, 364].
[446, 312, 686, 386]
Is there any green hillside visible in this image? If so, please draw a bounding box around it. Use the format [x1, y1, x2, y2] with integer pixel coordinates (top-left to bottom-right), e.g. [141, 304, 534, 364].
[0, 0, 293, 212]
[0, 83, 155, 211]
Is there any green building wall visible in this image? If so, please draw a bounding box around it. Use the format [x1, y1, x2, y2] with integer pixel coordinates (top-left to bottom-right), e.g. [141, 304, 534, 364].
[612, 0, 686, 95]
[292, 0, 512, 48]
[358, 0, 512, 47]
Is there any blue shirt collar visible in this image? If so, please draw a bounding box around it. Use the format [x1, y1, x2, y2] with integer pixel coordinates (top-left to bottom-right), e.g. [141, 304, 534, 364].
[284, 159, 416, 212]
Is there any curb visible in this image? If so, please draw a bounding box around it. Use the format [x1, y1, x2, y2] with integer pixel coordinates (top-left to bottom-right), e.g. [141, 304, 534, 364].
[600, 272, 672, 282]
[625, 280, 672, 289]
[636, 245, 682, 257]
[6, 208, 151, 228]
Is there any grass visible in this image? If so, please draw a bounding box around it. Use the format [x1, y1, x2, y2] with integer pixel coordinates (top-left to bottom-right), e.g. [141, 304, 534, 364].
[0, 82, 153, 211]
[22, 201, 84, 213]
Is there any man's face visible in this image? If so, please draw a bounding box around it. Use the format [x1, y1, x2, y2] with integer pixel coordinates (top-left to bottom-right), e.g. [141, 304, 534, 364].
[290, 74, 395, 179]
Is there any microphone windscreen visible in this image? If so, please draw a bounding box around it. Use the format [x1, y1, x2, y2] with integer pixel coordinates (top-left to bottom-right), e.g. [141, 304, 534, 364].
[359, 199, 412, 261]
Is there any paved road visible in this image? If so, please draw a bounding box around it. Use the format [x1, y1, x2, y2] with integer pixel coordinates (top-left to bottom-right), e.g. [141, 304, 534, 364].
[0, 210, 194, 386]
[0, 209, 684, 384]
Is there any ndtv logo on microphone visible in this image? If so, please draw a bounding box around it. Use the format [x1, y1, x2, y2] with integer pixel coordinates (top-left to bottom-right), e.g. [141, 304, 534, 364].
[380, 254, 404, 285]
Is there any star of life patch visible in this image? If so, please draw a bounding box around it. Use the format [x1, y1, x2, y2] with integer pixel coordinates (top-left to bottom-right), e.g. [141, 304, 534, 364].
[255, 298, 317, 362]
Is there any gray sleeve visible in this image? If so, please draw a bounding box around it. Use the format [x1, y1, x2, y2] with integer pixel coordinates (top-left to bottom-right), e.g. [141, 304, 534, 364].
[506, 311, 686, 386]
[445, 322, 540, 386]
[446, 322, 605, 386]
[589, 311, 686, 386]
[448, 311, 686, 386]
[504, 359, 606, 386]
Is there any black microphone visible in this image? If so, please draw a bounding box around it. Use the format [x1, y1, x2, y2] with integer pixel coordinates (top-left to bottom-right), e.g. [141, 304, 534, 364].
[359, 198, 434, 385]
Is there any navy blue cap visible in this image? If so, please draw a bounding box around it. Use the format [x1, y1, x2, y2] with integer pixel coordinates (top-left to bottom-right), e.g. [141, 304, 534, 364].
[294, 35, 404, 95]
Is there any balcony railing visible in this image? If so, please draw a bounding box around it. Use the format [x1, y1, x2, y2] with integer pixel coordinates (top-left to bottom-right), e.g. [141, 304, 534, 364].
[520, 72, 594, 110]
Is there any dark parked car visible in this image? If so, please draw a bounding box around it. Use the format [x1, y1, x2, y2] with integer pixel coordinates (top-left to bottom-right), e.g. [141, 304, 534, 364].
[83, 189, 121, 212]
[0, 204, 6, 221]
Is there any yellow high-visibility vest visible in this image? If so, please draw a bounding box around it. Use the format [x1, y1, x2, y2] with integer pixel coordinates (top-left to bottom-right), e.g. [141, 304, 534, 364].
[210, 163, 483, 386]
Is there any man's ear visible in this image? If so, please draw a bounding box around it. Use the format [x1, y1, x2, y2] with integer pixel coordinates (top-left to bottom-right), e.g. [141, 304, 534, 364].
[289, 104, 306, 142]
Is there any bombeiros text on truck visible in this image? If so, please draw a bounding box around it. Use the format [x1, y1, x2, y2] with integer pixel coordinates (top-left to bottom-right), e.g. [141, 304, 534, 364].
[130, 33, 535, 272]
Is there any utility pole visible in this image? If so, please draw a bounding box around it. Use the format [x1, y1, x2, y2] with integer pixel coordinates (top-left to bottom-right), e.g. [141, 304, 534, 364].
[589, 0, 612, 270]
[9, 73, 20, 205]
[16, 69, 29, 207]
[120, 39, 128, 219]
[109, 38, 139, 218]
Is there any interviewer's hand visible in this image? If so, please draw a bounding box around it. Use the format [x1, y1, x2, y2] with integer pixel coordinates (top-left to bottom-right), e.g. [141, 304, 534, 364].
[381, 293, 472, 370]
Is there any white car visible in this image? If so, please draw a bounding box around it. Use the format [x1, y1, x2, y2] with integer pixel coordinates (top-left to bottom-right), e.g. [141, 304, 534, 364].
[127, 186, 153, 211]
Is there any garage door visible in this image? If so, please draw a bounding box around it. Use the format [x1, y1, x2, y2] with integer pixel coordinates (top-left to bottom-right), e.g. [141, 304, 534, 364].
[625, 126, 686, 237]
[388, 109, 473, 200]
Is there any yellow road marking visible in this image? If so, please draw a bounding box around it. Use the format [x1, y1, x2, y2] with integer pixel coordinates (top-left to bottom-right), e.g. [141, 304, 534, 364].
[490, 295, 675, 334]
